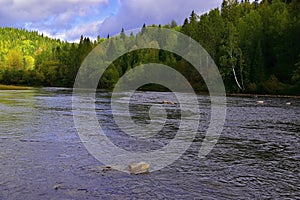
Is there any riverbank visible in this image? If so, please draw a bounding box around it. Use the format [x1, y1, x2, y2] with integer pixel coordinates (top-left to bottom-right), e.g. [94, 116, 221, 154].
[1, 83, 299, 98]
[0, 84, 33, 90]
[227, 93, 300, 99]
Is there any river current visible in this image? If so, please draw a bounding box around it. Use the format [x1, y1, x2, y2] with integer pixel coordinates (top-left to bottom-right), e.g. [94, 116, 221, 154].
[0, 88, 299, 199]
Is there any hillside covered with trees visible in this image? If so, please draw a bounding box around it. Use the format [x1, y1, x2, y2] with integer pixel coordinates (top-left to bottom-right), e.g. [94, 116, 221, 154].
[0, 0, 299, 95]
[0, 28, 101, 86]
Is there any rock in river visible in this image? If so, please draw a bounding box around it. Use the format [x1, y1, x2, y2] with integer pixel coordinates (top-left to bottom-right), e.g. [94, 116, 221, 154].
[129, 162, 150, 175]
[163, 100, 176, 105]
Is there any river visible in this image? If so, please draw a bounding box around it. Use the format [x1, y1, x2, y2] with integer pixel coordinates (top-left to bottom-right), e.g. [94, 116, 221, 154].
[0, 88, 299, 199]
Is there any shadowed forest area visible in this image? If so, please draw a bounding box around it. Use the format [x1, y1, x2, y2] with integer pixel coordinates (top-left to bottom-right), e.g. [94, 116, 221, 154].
[0, 0, 299, 94]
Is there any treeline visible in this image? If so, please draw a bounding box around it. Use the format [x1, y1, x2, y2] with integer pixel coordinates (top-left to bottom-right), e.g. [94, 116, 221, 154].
[181, 0, 300, 94]
[0, 0, 300, 94]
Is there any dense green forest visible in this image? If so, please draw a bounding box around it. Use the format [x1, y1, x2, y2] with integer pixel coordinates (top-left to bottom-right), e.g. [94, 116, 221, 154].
[0, 0, 299, 94]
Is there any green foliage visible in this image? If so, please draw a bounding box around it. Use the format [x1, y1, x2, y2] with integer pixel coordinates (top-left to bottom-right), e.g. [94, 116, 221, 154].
[261, 74, 287, 94]
[181, 0, 300, 94]
[6, 49, 23, 70]
[292, 58, 300, 84]
[0, 27, 100, 87]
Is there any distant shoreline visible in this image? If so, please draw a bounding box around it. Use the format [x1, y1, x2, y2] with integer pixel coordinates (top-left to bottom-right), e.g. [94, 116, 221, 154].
[0, 84, 299, 98]
[227, 93, 300, 99]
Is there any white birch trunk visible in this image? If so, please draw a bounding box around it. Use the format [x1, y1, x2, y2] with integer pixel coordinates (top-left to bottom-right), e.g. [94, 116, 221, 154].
[232, 66, 242, 90]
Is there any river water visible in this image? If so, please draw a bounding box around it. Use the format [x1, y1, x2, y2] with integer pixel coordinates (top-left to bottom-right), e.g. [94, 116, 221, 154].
[0, 88, 299, 199]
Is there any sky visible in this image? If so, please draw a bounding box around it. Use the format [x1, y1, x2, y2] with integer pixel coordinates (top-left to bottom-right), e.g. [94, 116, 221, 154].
[0, 0, 224, 42]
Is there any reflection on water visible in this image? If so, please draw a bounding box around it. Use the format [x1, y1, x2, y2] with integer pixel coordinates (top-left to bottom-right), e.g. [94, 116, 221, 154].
[0, 88, 299, 199]
[0, 90, 36, 138]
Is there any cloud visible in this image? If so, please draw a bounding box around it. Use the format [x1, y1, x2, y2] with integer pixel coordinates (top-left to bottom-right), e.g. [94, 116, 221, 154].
[42, 20, 103, 42]
[0, 0, 109, 41]
[0, 0, 224, 41]
[98, 0, 223, 37]
[0, 0, 108, 24]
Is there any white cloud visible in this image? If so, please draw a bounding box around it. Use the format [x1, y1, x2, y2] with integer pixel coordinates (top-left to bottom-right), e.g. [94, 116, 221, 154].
[54, 21, 102, 42]
[43, 20, 103, 42]
[0, 0, 224, 41]
[0, 0, 108, 25]
[98, 0, 223, 37]
[0, 0, 109, 41]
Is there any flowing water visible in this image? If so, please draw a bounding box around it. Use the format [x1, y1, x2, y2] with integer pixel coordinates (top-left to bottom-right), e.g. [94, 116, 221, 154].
[0, 88, 299, 199]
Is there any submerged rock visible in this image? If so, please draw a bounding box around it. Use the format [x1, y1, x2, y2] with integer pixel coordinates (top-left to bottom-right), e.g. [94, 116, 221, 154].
[163, 100, 176, 105]
[129, 162, 150, 174]
[53, 182, 63, 190]
[101, 166, 113, 172]
[90, 165, 120, 173]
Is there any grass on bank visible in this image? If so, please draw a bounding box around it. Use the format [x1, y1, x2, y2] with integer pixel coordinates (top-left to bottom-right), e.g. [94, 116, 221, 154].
[0, 84, 33, 90]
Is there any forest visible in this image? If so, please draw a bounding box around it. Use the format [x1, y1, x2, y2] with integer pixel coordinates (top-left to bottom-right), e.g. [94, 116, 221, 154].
[0, 0, 299, 95]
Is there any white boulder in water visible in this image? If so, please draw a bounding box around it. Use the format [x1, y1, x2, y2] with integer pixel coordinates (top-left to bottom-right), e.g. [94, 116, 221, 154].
[129, 162, 150, 174]
[257, 100, 264, 105]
